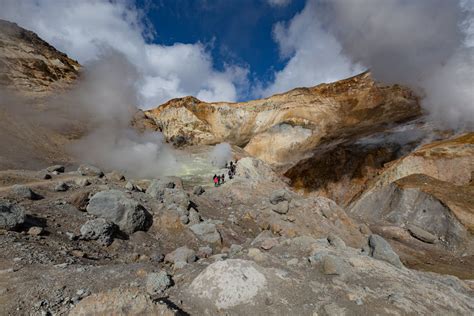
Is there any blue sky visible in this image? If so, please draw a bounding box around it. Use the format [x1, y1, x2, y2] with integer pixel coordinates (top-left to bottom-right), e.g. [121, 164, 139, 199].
[139, 0, 306, 85]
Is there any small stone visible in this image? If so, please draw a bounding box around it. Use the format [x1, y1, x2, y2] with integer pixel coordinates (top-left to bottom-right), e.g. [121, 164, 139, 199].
[271, 200, 289, 214]
[229, 244, 243, 256]
[189, 221, 221, 244]
[188, 209, 201, 225]
[78, 164, 104, 177]
[180, 215, 189, 225]
[322, 255, 346, 275]
[67, 191, 90, 211]
[327, 234, 346, 249]
[368, 234, 403, 268]
[146, 271, 172, 295]
[27, 226, 44, 236]
[54, 182, 69, 192]
[165, 246, 196, 266]
[270, 189, 292, 205]
[66, 232, 76, 240]
[106, 171, 126, 182]
[55, 263, 68, 268]
[71, 250, 85, 258]
[261, 238, 279, 250]
[407, 224, 437, 244]
[80, 218, 116, 246]
[47, 165, 65, 173]
[74, 178, 90, 187]
[197, 246, 213, 259]
[150, 252, 165, 263]
[247, 248, 266, 262]
[125, 181, 135, 191]
[193, 185, 205, 196]
[38, 171, 52, 180]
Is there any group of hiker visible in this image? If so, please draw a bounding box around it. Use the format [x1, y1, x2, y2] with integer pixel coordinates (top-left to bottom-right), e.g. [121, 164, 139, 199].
[213, 160, 238, 187]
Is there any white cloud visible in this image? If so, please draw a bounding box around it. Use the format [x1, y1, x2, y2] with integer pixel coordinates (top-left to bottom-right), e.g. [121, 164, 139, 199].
[0, 0, 246, 108]
[267, 0, 292, 7]
[261, 0, 362, 96]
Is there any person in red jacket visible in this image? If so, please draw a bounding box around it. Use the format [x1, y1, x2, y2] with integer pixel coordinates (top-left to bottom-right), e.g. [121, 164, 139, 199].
[213, 174, 218, 187]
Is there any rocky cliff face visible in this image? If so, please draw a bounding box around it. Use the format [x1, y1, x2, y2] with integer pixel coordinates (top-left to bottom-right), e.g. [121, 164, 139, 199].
[0, 19, 80, 97]
[146, 72, 421, 170]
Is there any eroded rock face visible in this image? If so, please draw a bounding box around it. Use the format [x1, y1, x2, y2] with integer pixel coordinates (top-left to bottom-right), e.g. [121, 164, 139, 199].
[349, 174, 473, 249]
[146, 72, 420, 170]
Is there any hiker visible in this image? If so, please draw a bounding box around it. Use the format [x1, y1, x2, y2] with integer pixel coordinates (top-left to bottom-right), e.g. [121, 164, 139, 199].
[221, 173, 225, 183]
[229, 161, 234, 169]
[225, 162, 228, 169]
[228, 169, 233, 179]
[217, 175, 222, 185]
[213, 174, 218, 187]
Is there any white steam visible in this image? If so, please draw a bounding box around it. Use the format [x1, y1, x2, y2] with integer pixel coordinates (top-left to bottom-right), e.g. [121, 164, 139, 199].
[317, 0, 474, 129]
[55, 50, 180, 178]
[209, 143, 232, 168]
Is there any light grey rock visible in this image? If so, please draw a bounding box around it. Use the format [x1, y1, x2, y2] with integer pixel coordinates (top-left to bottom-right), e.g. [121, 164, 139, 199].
[125, 181, 135, 191]
[164, 246, 196, 266]
[407, 224, 437, 244]
[197, 246, 213, 258]
[269, 189, 292, 205]
[193, 185, 205, 196]
[146, 177, 183, 200]
[80, 218, 117, 246]
[321, 255, 348, 275]
[180, 215, 189, 225]
[271, 200, 289, 214]
[0, 200, 25, 230]
[229, 244, 243, 256]
[188, 208, 201, 225]
[54, 182, 69, 192]
[106, 170, 125, 182]
[190, 221, 221, 244]
[368, 234, 403, 268]
[163, 188, 190, 210]
[86, 190, 152, 234]
[78, 164, 104, 177]
[11, 185, 42, 200]
[74, 178, 90, 187]
[188, 259, 267, 310]
[27, 226, 44, 236]
[327, 233, 346, 249]
[47, 165, 65, 173]
[146, 271, 172, 295]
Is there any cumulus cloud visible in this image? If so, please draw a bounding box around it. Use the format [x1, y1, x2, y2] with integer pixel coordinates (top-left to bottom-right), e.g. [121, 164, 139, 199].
[316, 0, 474, 129]
[0, 0, 246, 108]
[267, 0, 292, 7]
[261, 0, 362, 96]
[264, 0, 473, 129]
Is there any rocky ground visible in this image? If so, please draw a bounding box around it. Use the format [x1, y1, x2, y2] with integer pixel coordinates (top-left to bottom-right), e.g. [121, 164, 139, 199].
[0, 154, 473, 315]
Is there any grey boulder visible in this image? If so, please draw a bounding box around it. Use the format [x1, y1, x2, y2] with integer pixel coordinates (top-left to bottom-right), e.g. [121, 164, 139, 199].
[0, 199, 25, 230]
[11, 185, 42, 200]
[86, 190, 152, 234]
[368, 234, 403, 268]
[146, 271, 172, 295]
[80, 218, 117, 246]
[190, 221, 221, 244]
[78, 164, 104, 177]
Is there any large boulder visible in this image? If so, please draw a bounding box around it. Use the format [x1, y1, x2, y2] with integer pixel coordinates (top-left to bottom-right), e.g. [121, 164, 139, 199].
[11, 185, 42, 200]
[0, 199, 25, 230]
[188, 259, 267, 310]
[86, 190, 152, 234]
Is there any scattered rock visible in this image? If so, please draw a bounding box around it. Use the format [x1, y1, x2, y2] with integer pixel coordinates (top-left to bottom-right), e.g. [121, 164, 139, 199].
[270, 189, 292, 205]
[193, 185, 205, 196]
[106, 170, 125, 182]
[165, 246, 196, 267]
[229, 244, 243, 256]
[74, 178, 90, 187]
[146, 271, 172, 295]
[321, 255, 348, 275]
[163, 188, 190, 210]
[327, 233, 346, 249]
[125, 181, 135, 191]
[188, 259, 267, 310]
[67, 191, 90, 211]
[80, 218, 117, 246]
[260, 238, 279, 250]
[197, 246, 213, 258]
[407, 224, 438, 244]
[368, 234, 403, 268]
[0, 200, 25, 230]
[188, 209, 201, 225]
[54, 182, 69, 192]
[46, 165, 65, 173]
[77, 164, 104, 177]
[189, 221, 221, 244]
[27, 226, 44, 236]
[11, 185, 42, 200]
[271, 200, 289, 214]
[146, 178, 181, 201]
[86, 190, 152, 234]
[37, 170, 52, 180]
